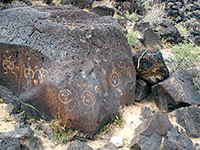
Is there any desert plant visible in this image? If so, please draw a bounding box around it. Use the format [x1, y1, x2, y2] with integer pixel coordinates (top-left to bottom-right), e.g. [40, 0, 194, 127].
[172, 41, 200, 70]
[143, 4, 165, 24]
[113, 107, 124, 128]
[175, 24, 189, 37]
[49, 120, 78, 145]
[125, 11, 138, 21]
[126, 31, 139, 47]
[2, 115, 11, 122]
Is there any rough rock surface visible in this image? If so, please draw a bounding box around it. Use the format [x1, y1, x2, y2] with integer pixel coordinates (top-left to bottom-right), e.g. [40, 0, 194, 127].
[152, 70, 200, 112]
[66, 141, 93, 150]
[0, 5, 136, 136]
[0, 127, 35, 150]
[133, 48, 169, 85]
[130, 111, 173, 150]
[176, 105, 200, 138]
[130, 110, 195, 150]
[135, 79, 149, 101]
[90, 5, 115, 17]
[143, 28, 160, 49]
[162, 126, 195, 150]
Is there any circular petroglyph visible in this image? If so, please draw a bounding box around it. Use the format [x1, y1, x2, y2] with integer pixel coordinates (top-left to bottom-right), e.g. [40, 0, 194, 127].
[109, 71, 121, 88]
[81, 90, 96, 106]
[58, 89, 73, 104]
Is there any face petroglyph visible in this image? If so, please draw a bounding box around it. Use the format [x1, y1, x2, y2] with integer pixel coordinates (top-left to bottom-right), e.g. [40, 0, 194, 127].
[58, 89, 73, 104]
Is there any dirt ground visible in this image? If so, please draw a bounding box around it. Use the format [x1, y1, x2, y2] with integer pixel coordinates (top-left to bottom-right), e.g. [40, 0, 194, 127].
[1, 98, 200, 150]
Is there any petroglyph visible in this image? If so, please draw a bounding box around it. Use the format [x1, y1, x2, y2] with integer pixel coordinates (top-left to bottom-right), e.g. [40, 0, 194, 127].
[170, 77, 187, 99]
[2, 55, 19, 78]
[109, 66, 121, 88]
[24, 66, 48, 85]
[58, 89, 73, 104]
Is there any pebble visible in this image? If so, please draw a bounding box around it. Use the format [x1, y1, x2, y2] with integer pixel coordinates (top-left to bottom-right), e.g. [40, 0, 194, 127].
[110, 136, 123, 148]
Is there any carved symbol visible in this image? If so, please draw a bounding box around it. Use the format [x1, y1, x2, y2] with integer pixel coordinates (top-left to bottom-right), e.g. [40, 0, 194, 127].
[78, 83, 97, 119]
[2, 55, 18, 78]
[170, 77, 187, 99]
[58, 89, 73, 104]
[118, 61, 133, 79]
[24, 66, 35, 79]
[95, 85, 99, 93]
[24, 66, 49, 85]
[81, 90, 96, 106]
[38, 67, 48, 84]
[109, 67, 121, 88]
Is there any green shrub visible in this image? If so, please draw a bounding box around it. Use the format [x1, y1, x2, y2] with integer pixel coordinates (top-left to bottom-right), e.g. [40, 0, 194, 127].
[125, 11, 138, 21]
[172, 41, 200, 70]
[126, 31, 139, 47]
[175, 24, 189, 37]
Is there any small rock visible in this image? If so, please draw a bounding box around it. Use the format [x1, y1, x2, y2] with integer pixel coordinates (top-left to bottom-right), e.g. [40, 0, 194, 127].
[133, 48, 169, 85]
[135, 79, 150, 101]
[162, 126, 195, 150]
[143, 28, 160, 49]
[90, 5, 115, 17]
[152, 70, 200, 112]
[175, 105, 200, 138]
[110, 136, 123, 148]
[95, 143, 117, 150]
[130, 111, 172, 150]
[140, 107, 153, 120]
[66, 140, 92, 150]
[5, 103, 18, 114]
[134, 22, 150, 32]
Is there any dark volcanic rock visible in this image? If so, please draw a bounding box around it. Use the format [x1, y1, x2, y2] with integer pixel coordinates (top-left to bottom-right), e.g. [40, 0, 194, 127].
[135, 79, 149, 101]
[0, 127, 34, 150]
[0, 5, 136, 136]
[176, 106, 200, 138]
[90, 5, 115, 17]
[162, 126, 195, 150]
[134, 22, 150, 32]
[143, 28, 160, 49]
[96, 143, 118, 150]
[152, 71, 200, 112]
[70, 0, 93, 9]
[159, 26, 184, 44]
[133, 48, 169, 85]
[130, 111, 173, 150]
[66, 141, 93, 150]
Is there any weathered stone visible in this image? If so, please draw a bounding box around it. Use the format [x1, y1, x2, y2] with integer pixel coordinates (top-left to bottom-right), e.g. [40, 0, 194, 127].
[152, 71, 200, 112]
[110, 136, 123, 148]
[135, 79, 150, 101]
[0, 5, 136, 136]
[140, 107, 153, 120]
[176, 105, 200, 138]
[134, 22, 150, 32]
[90, 5, 115, 17]
[0, 127, 35, 150]
[162, 126, 195, 150]
[133, 48, 169, 85]
[66, 141, 93, 150]
[70, 0, 93, 9]
[143, 28, 160, 49]
[130, 111, 173, 150]
[95, 143, 117, 150]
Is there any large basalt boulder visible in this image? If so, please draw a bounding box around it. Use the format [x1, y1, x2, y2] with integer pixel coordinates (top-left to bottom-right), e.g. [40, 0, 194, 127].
[0, 5, 136, 137]
[132, 48, 169, 85]
[176, 106, 200, 138]
[152, 70, 200, 112]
